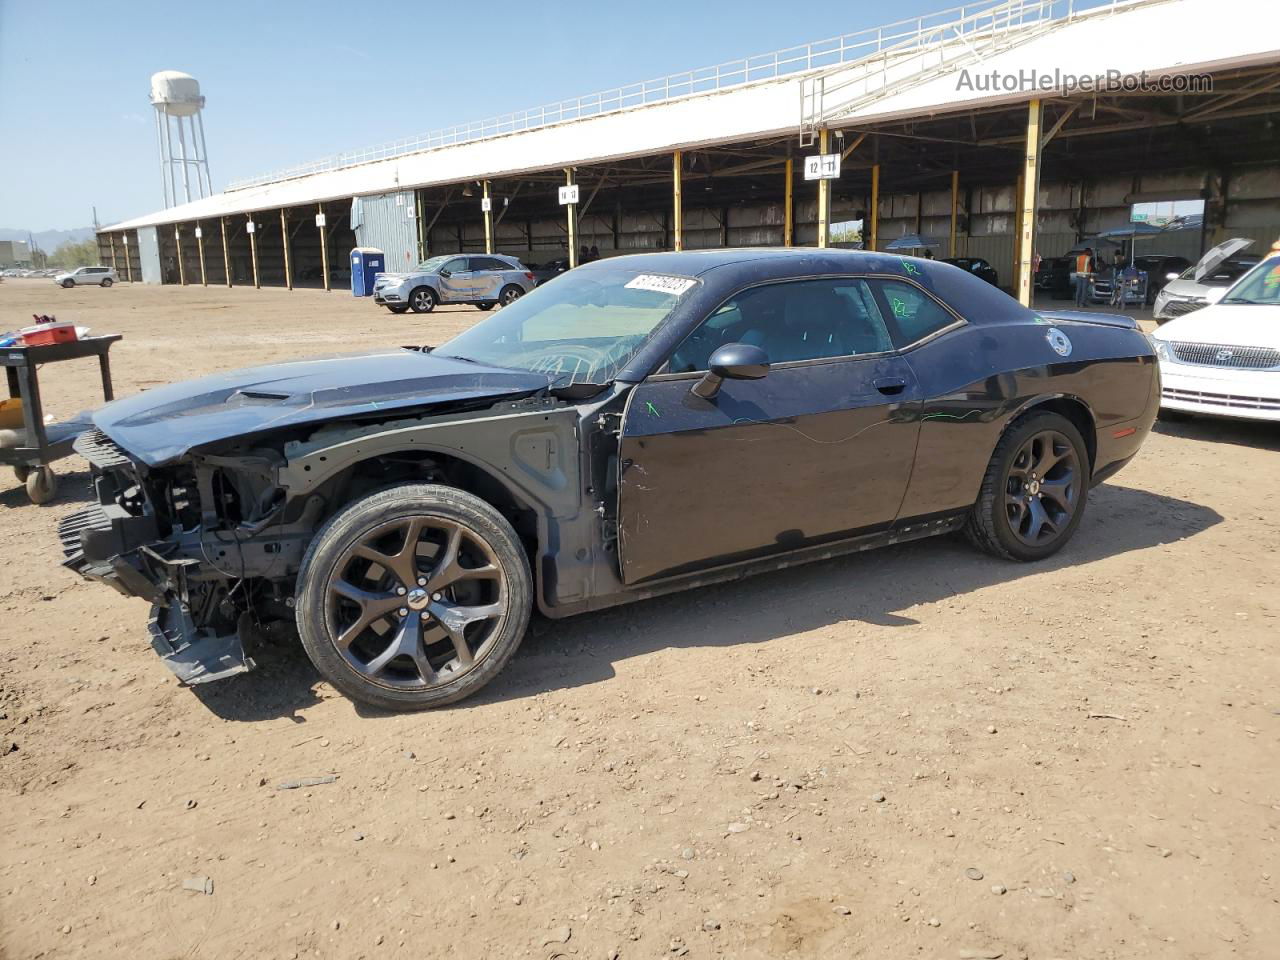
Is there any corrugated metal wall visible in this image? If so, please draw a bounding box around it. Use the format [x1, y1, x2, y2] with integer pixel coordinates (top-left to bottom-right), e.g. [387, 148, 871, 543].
[353, 191, 419, 272]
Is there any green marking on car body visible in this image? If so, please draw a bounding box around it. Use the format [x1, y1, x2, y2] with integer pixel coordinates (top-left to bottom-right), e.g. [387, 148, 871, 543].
[900, 259, 922, 275]
[645, 401, 661, 417]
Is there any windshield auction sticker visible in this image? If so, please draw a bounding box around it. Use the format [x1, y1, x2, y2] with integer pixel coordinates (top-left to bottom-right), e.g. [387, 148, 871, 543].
[624, 274, 697, 296]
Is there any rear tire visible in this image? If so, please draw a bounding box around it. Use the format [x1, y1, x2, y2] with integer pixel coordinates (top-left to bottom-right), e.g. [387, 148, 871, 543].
[408, 287, 436, 314]
[965, 410, 1089, 562]
[101, 278, 113, 287]
[295, 484, 533, 711]
[498, 284, 523, 307]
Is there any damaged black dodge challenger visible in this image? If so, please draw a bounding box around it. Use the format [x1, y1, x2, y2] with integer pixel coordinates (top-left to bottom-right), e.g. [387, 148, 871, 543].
[59, 249, 1158, 710]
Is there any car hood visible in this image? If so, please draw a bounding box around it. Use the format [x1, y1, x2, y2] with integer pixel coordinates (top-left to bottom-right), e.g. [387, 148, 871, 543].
[1151, 303, 1280, 348]
[93, 349, 553, 467]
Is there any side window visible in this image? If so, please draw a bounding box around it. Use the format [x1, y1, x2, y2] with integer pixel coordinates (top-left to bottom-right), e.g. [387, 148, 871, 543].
[668, 277, 894, 373]
[442, 257, 469, 273]
[871, 279, 958, 348]
[471, 257, 497, 272]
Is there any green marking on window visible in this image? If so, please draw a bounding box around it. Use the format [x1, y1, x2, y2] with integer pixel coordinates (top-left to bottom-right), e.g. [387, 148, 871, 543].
[645, 401, 661, 417]
[891, 296, 909, 318]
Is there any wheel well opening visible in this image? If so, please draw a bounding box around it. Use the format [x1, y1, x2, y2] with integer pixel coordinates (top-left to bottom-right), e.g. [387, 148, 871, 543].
[1025, 398, 1096, 469]
[316, 450, 539, 560]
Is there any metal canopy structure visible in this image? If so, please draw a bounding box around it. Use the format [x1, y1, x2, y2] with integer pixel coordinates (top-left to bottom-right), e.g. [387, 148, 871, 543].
[98, 0, 1280, 305]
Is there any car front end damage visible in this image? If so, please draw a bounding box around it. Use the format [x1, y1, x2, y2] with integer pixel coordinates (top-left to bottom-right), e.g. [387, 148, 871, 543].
[58, 429, 313, 684]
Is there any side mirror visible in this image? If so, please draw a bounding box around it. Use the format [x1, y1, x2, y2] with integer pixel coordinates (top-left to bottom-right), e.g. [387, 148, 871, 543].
[439, 269, 451, 278]
[691, 342, 770, 399]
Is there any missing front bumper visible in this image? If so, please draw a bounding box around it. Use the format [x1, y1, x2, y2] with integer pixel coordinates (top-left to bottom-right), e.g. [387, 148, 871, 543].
[148, 602, 256, 685]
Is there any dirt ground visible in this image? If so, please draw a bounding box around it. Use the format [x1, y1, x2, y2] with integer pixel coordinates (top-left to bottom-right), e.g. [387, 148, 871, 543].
[0, 277, 1277, 960]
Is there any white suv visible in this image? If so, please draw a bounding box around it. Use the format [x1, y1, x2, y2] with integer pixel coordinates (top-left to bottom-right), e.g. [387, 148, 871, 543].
[55, 266, 117, 288]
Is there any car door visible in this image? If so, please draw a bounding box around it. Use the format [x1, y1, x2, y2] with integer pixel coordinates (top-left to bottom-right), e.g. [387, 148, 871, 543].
[436, 257, 473, 302]
[470, 257, 505, 301]
[616, 276, 923, 584]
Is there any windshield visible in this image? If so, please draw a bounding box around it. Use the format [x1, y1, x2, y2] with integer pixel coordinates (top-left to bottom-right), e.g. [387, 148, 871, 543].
[1220, 257, 1280, 306]
[414, 255, 454, 272]
[433, 266, 698, 386]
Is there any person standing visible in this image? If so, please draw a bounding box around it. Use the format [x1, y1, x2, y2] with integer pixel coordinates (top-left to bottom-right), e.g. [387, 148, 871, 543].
[1073, 246, 1095, 307]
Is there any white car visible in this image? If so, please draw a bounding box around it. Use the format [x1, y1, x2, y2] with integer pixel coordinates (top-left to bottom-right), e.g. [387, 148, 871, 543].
[1152, 238, 1257, 323]
[54, 266, 117, 288]
[1151, 252, 1280, 421]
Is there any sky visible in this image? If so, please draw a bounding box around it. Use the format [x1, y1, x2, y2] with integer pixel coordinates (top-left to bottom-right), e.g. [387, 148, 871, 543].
[0, 0, 946, 232]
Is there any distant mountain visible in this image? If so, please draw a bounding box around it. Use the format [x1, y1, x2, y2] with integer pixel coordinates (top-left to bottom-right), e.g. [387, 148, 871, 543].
[0, 227, 96, 254]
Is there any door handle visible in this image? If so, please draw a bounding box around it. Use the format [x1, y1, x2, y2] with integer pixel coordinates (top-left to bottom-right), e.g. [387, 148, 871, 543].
[873, 376, 907, 395]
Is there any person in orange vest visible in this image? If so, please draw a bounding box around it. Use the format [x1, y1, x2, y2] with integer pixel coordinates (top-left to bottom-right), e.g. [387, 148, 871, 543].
[1073, 246, 1096, 307]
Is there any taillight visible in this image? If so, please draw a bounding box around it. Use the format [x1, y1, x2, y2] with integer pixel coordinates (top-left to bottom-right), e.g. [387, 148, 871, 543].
[524, 272, 534, 281]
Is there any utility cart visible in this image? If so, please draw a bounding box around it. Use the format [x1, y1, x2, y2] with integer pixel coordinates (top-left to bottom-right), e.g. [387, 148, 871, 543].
[1, 335, 122, 504]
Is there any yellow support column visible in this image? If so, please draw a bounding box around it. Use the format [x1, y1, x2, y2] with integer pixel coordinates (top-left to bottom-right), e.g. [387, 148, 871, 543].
[196, 222, 207, 286]
[1017, 99, 1041, 307]
[483, 181, 494, 255]
[784, 156, 794, 247]
[280, 209, 292, 290]
[949, 171, 960, 258]
[220, 216, 231, 287]
[565, 169, 578, 268]
[869, 163, 880, 252]
[318, 203, 331, 292]
[175, 226, 187, 286]
[248, 216, 260, 289]
[673, 151, 684, 252]
[817, 129, 831, 249]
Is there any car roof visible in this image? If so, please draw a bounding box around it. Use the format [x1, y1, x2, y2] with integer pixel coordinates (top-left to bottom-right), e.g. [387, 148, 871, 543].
[575, 247, 948, 278]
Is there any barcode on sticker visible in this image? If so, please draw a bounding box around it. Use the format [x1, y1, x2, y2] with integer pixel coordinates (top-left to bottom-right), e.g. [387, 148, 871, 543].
[624, 274, 696, 296]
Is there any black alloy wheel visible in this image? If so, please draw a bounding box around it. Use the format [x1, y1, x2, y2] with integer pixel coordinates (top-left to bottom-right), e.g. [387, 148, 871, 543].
[966, 410, 1089, 561]
[1002, 429, 1081, 547]
[296, 485, 532, 710]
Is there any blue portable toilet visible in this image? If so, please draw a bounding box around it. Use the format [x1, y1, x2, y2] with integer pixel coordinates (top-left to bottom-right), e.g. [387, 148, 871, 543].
[350, 247, 385, 297]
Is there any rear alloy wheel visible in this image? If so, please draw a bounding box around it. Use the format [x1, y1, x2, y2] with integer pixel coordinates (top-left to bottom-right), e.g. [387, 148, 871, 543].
[296, 484, 532, 711]
[408, 286, 436, 313]
[101, 278, 113, 287]
[966, 411, 1089, 561]
[499, 285, 523, 307]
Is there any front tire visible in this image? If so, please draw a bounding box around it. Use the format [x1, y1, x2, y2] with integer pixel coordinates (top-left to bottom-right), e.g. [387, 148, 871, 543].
[476, 302, 495, 312]
[60, 279, 74, 289]
[295, 484, 532, 711]
[408, 286, 436, 313]
[965, 410, 1089, 562]
[386, 304, 409, 314]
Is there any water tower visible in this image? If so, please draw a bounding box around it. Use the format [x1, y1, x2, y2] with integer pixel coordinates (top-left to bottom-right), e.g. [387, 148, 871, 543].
[150, 71, 213, 208]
